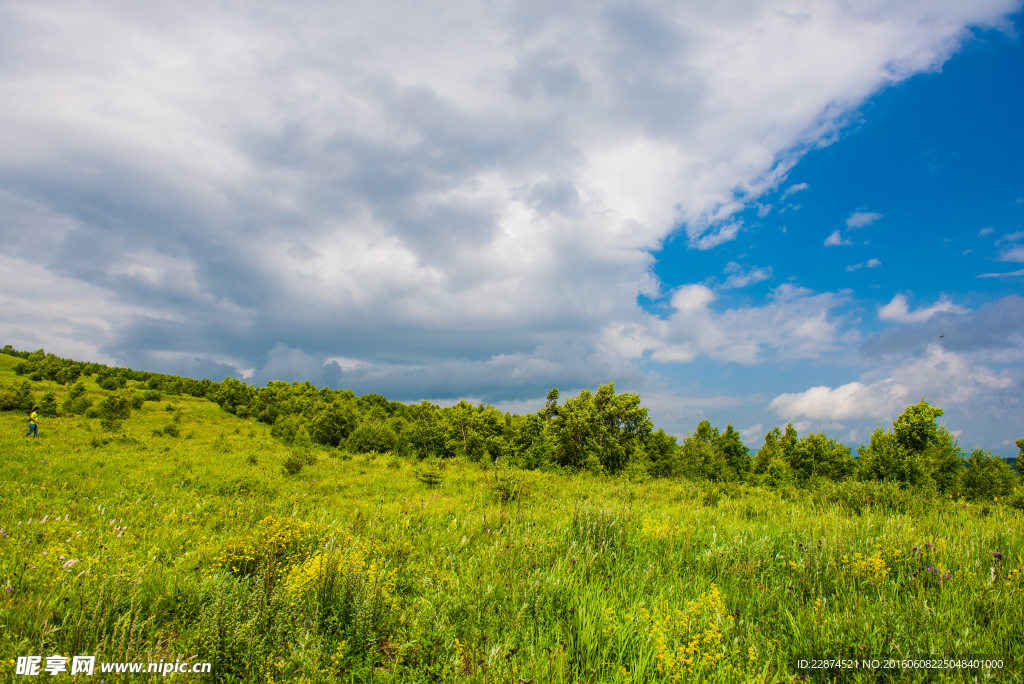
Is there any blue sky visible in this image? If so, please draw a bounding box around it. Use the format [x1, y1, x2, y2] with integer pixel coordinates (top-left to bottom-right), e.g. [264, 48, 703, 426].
[1, 0, 1021, 453]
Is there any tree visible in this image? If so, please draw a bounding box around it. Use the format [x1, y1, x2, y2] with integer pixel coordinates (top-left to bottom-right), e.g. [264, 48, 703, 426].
[309, 403, 357, 447]
[550, 383, 652, 473]
[959, 448, 1017, 500]
[857, 399, 964, 490]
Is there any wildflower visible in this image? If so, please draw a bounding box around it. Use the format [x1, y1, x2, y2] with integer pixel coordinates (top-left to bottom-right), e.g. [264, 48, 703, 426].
[994, 552, 1004, 561]
[5, 587, 12, 593]
[570, 558, 577, 564]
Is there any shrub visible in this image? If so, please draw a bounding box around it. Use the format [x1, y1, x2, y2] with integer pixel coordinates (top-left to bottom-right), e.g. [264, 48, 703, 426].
[128, 394, 144, 410]
[491, 462, 529, 502]
[162, 423, 181, 438]
[764, 457, 795, 488]
[347, 420, 399, 454]
[414, 458, 444, 488]
[309, 403, 357, 447]
[282, 454, 304, 475]
[61, 382, 92, 415]
[0, 381, 34, 412]
[98, 395, 132, 421]
[960, 449, 1017, 501]
[39, 390, 59, 417]
[141, 389, 162, 402]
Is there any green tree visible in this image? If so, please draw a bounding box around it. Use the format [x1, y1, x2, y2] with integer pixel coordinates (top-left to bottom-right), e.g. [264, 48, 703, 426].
[857, 399, 964, 490]
[550, 383, 652, 473]
[309, 403, 357, 447]
[959, 448, 1017, 500]
[39, 390, 59, 418]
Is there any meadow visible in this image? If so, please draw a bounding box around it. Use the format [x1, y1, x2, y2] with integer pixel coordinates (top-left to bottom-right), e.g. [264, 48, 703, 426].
[1, 352, 1022, 683]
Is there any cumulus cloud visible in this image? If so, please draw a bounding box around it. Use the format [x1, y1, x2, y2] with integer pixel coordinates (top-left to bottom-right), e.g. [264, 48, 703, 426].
[603, 283, 854, 366]
[878, 294, 967, 323]
[769, 344, 1013, 421]
[979, 227, 995, 236]
[824, 230, 852, 246]
[846, 211, 882, 228]
[0, 0, 1017, 401]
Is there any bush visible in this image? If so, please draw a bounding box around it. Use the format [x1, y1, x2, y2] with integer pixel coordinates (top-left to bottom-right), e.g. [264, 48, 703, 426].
[128, 394, 144, 410]
[61, 382, 92, 415]
[346, 420, 399, 454]
[0, 381, 34, 412]
[960, 449, 1017, 501]
[414, 458, 444, 488]
[282, 454, 304, 475]
[162, 423, 181, 438]
[98, 395, 132, 421]
[309, 403, 357, 447]
[39, 390, 58, 417]
[141, 389, 162, 402]
[764, 457, 795, 488]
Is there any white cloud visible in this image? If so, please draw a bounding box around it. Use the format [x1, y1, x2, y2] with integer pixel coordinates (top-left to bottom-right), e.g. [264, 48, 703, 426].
[978, 227, 995, 236]
[721, 262, 772, 289]
[603, 283, 853, 366]
[977, 269, 1024, 278]
[866, 258, 882, 268]
[781, 182, 809, 199]
[740, 423, 764, 442]
[997, 246, 1024, 263]
[769, 344, 1012, 421]
[878, 294, 966, 323]
[824, 230, 852, 246]
[846, 211, 882, 228]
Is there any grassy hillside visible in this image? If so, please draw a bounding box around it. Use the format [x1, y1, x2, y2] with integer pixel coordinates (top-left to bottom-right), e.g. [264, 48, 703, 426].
[1, 357, 1022, 682]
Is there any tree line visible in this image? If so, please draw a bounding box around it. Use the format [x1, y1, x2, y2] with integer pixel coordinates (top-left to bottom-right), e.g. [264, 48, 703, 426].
[3, 345, 1021, 500]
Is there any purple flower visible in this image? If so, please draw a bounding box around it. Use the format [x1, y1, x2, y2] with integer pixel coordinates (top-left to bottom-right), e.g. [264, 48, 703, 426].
[532, 562, 537, 567]
[994, 552, 1004, 561]
[570, 558, 577, 563]
[5, 587, 12, 593]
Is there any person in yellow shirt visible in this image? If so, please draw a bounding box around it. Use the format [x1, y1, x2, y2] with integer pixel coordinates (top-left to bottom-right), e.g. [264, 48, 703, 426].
[27, 406, 39, 438]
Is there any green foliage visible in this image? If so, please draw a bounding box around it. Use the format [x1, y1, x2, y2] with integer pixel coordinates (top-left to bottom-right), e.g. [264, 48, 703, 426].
[346, 419, 399, 455]
[959, 448, 1017, 501]
[308, 402, 357, 447]
[413, 457, 445, 488]
[764, 456, 796, 488]
[282, 453, 305, 475]
[550, 382, 653, 473]
[790, 431, 856, 482]
[60, 381, 92, 415]
[858, 399, 965, 491]
[38, 389, 59, 417]
[675, 420, 752, 482]
[0, 380, 34, 412]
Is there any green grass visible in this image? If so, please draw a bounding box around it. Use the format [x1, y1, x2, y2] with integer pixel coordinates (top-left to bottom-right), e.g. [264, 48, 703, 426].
[1, 356, 1022, 683]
